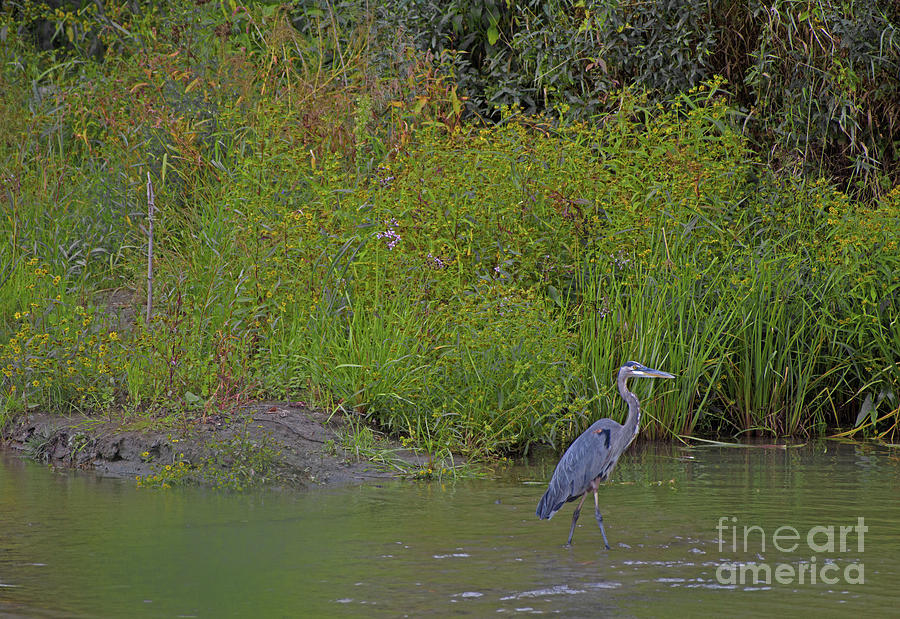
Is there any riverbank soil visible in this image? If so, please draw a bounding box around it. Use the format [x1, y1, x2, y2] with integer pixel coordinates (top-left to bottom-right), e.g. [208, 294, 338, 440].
[0, 403, 427, 488]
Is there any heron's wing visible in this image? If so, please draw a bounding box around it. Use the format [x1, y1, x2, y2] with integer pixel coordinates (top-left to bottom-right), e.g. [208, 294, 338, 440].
[536, 419, 623, 519]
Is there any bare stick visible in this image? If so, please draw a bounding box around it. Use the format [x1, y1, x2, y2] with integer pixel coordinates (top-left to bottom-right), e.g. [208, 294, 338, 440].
[146, 172, 155, 324]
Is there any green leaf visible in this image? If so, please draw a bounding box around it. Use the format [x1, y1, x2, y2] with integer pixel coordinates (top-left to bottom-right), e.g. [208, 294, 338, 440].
[487, 25, 499, 46]
[547, 285, 561, 307]
[854, 393, 873, 427]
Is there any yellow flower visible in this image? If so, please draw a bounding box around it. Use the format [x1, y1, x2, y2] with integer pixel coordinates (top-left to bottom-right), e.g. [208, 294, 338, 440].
[32, 380, 40, 387]
[108, 331, 119, 341]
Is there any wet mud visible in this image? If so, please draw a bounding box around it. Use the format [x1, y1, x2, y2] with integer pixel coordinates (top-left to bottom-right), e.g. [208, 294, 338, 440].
[0, 403, 428, 488]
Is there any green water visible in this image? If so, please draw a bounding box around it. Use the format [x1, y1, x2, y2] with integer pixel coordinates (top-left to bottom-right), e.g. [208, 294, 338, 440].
[1, 442, 898, 617]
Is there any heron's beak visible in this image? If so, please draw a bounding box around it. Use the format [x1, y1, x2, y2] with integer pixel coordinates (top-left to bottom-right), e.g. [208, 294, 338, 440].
[643, 368, 676, 379]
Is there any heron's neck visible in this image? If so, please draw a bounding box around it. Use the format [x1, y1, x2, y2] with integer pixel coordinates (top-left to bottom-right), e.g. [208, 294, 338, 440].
[617, 370, 641, 440]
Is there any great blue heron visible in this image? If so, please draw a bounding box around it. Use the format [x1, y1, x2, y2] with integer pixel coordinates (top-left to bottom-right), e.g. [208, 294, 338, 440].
[536, 361, 675, 548]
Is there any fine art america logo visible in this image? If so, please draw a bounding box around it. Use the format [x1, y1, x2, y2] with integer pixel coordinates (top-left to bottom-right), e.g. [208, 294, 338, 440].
[715, 516, 866, 586]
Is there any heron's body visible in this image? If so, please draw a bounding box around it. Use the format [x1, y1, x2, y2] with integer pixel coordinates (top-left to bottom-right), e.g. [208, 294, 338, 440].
[536, 361, 674, 548]
[535, 418, 630, 520]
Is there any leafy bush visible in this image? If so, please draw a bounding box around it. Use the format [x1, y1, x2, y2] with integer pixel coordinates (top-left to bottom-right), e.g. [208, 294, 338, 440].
[357, 0, 900, 194]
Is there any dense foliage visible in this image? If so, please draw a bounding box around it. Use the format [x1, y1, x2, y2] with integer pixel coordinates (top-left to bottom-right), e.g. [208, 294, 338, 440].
[356, 0, 900, 195]
[1, 1, 898, 459]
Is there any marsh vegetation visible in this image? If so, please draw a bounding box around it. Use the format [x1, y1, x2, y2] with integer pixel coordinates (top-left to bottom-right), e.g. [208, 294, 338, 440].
[1, 1, 898, 463]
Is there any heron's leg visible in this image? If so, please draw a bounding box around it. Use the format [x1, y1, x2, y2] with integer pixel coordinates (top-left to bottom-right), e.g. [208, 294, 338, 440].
[566, 492, 589, 546]
[593, 491, 611, 550]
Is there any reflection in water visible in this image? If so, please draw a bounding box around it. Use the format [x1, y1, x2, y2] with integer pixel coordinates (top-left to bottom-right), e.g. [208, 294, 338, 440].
[1, 442, 898, 616]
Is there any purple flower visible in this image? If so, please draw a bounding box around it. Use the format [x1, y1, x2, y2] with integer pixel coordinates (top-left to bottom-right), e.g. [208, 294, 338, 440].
[427, 252, 446, 269]
[376, 167, 395, 187]
[376, 219, 401, 249]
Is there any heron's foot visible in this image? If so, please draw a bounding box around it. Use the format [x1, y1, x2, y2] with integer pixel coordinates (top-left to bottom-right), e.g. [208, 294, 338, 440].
[566, 506, 582, 547]
[595, 508, 611, 550]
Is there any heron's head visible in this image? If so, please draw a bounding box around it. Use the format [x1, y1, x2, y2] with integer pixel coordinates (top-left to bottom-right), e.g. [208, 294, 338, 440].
[620, 361, 675, 379]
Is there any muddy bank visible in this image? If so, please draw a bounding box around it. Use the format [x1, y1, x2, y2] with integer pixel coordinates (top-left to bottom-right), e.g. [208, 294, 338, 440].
[0, 403, 431, 488]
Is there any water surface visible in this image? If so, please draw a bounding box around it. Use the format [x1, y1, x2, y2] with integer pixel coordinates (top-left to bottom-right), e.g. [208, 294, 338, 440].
[2, 442, 898, 616]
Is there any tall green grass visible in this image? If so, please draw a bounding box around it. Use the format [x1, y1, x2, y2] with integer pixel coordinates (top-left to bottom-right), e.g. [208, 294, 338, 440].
[576, 238, 735, 440]
[573, 183, 898, 442]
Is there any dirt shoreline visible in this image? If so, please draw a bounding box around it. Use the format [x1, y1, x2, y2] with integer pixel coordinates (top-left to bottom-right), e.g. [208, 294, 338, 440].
[0, 402, 429, 488]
